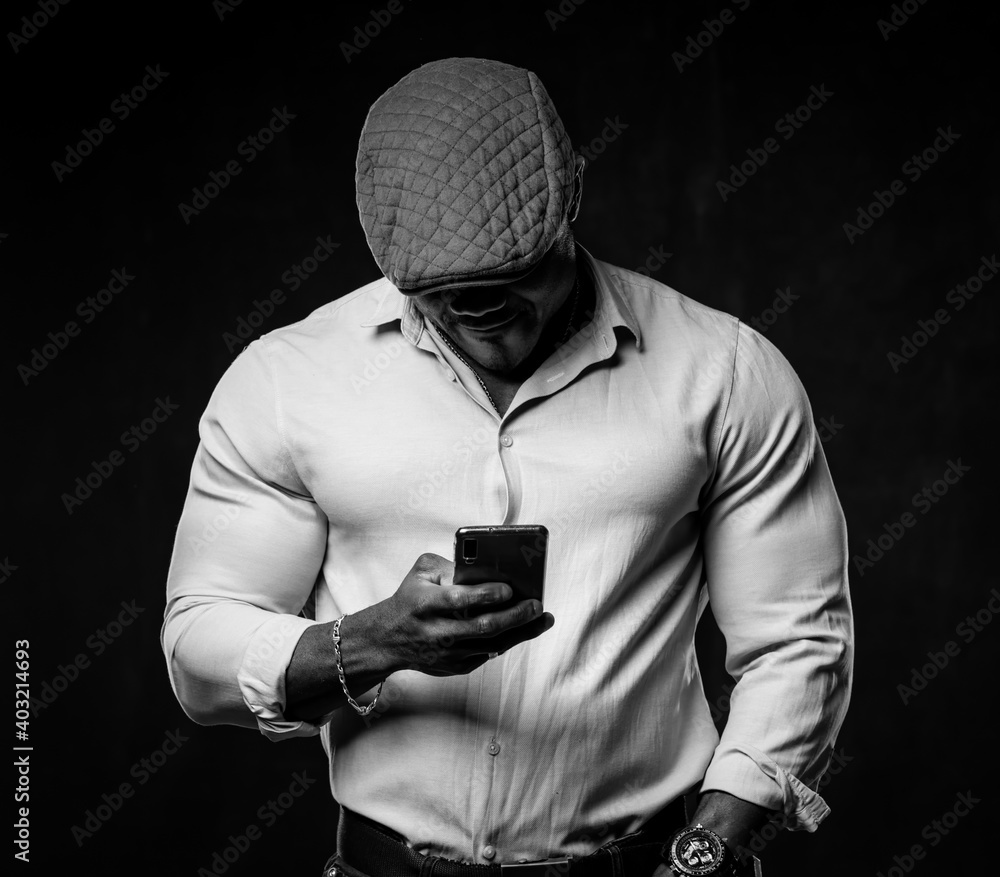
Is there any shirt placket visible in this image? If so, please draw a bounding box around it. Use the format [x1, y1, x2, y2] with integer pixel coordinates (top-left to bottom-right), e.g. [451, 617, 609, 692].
[411, 308, 613, 862]
[414, 328, 515, 859]
[469, 653, 506, 863]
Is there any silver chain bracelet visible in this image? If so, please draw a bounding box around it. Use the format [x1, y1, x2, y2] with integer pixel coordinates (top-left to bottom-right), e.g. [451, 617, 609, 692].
[331, 615, 383, 716]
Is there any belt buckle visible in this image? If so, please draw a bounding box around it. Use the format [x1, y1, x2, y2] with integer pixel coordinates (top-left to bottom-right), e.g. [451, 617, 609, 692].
[500, 856, 572, 874]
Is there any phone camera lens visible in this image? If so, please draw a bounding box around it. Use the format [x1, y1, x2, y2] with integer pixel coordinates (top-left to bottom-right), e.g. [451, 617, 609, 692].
[462, 538, 478, 562]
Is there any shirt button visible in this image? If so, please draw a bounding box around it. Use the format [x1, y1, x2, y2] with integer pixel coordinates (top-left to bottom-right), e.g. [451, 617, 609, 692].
[482, 845, 496, 860]
[500, 434, 513, 448]
[443, 368, 456, 381]
[487, 739, 500, 756]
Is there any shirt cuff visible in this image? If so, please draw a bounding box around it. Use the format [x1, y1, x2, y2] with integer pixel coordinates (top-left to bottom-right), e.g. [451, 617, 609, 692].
[701, 742, 831, 832]
[236, 613, 329, 741]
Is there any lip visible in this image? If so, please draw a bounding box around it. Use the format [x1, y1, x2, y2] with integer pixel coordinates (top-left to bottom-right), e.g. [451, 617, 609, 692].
[456, 312, 520, 332]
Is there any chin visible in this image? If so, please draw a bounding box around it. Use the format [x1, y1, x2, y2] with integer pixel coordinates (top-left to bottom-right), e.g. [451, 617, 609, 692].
[472, 346, 529, 374]
[459, 329, 537, 374]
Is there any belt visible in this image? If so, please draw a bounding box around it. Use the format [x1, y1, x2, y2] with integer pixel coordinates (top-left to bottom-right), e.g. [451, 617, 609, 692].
[333, 796, 688, 877]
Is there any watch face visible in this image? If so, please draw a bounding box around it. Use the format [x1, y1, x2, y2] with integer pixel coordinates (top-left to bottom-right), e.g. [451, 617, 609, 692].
[669, 826, 726, 875]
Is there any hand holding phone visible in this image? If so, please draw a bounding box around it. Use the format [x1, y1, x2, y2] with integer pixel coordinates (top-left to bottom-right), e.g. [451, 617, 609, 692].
[364, 548, 554, 678]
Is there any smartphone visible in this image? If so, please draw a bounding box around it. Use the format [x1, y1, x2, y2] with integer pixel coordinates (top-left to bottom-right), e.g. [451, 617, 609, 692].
[453, 525, 548, 608]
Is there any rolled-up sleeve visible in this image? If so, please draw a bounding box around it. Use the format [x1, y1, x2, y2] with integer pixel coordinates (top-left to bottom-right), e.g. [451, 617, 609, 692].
[699, 321, 853, 830]
[161, 337, 329, 741]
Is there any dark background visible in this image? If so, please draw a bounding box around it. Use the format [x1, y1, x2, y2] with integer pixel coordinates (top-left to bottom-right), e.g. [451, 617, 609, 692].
[8, 0, 997, 873]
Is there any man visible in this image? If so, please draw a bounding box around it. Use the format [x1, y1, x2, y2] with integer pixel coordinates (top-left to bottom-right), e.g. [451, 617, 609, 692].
[162, 57, 853, 876]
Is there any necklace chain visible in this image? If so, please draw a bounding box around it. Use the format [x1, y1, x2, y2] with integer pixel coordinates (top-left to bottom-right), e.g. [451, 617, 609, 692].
[436, 276, 580, 415]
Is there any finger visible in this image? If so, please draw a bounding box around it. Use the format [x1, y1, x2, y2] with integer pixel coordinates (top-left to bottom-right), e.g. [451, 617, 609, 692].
[471, 612, 555, 656]
[440, 582, 512, 617]
[452, 600, 547, 642]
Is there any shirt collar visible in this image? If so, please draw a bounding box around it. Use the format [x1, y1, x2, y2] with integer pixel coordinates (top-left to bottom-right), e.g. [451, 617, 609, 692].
[359, 245, 643, 351]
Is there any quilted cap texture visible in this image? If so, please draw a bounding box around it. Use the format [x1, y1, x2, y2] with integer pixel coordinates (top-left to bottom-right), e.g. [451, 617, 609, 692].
[356, 57, 576, 294]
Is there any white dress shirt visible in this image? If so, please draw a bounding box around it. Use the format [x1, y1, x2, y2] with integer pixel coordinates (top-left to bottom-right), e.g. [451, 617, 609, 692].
[162, 248, 853, 863]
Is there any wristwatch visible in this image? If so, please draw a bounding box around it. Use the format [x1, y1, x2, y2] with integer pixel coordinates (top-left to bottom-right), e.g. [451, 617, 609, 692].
[662, 823, 760, 875]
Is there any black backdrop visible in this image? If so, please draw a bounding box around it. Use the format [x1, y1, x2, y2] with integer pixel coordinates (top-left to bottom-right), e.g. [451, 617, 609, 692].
[8, 0, 998, 873]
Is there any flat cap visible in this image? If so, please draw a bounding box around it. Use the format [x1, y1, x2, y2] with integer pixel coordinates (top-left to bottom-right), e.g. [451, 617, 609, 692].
[356, 57, 576, 294]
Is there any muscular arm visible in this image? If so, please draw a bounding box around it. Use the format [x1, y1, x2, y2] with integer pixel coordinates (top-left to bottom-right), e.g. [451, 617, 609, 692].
[697, 322, 853, 833]
[162, 339, 329, 737]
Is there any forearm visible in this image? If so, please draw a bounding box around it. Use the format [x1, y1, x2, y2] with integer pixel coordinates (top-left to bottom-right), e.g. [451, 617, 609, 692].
[689, 790, 776, 851]
[284, 606, 398, 722]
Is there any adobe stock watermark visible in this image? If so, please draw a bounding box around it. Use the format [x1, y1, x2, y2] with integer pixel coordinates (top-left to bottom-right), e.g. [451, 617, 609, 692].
[878, 0, 931, 41]
[213, 0, 245, 21]
[578, 116, 628, 164]
[70, 727, 191, 846]
[178, 106, 297, 224]
[545, 0, 587, 31]
[351, 337, 405, 393]
[358, 676, 406, 727]
[17, 267, 137, 385]
[340, 0, 409, 63]
[852, 458, 971, 577]
[60, 396, 181, 514]
[30, 600, 144, 717]
[896, 587, 999, 705]
[886, 254, 996, 372]
[0, 557, 18, 584]
[239, 616, 308, 684]
[51, 65, 169, 182]
[7, 0, 71, 54]
[875, 790, 980, 877]
[631, 244, 673, 277]
[672, 0, 753, 73]
[398, 424, 496, 518]
[842, 125, 961, 244]
[185, 493, 249, 556]
[221, 233, 339, 352]
[746, 287, 798, 333]
[197, 772, 317, 875]
[716, 84, 834, 201]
